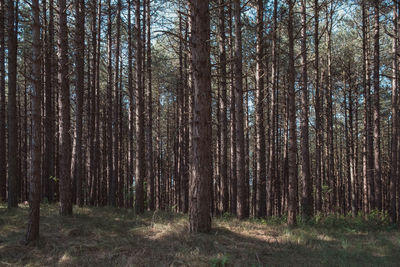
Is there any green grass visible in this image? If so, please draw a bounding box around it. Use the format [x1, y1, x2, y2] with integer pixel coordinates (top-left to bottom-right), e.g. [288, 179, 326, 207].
[0, 203, 399, 266]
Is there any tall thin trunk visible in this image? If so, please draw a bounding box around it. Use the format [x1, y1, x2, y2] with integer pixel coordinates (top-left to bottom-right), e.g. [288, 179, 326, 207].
[0, 0, 6, 202]
[7, 0, 18, 209]
[314, 0, 322, 213]
[74, 0, 85, 207]
[390, 0, 398, 223]
[255, 0, 266, 218]
[234, 0, 247, 219]
[106, 0, 115, 206]
[146, 0, 154, 211]
[287, 0, 297, 226]
[26, 0, 41, 243]
[43, 0, 55, 203]
[135, 0, 146, 214]
[300, 0, 312, 218]
[373, 1, 382, 211]
[269, 0, 278, 217]
[228, 0, 237, 215]
[58, 0, 72, 215]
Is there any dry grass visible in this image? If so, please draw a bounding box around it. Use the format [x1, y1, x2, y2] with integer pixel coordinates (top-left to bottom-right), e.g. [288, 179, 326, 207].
[1, 204, 399, 266]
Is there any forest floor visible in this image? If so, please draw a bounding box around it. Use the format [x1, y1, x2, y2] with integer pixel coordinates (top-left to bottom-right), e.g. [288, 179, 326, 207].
[1, 204, 400, 267]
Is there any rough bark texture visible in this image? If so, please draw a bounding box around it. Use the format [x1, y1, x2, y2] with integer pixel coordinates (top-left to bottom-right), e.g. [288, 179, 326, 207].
[58, 0, 73, 216]
[25, 0, 41, 243]
[373, 1, 382, 211]
[300, 0, 312, 218]
[218, 0, 229, 214]
[234, 0, 248, 220]
[287, 0, 297, 226]
[255, 0, 266, 218]
[74, 0, 85, 207]
[188, 0, 212, 233]
[135, 0, 145, 214]
[7, 0, 18, 209]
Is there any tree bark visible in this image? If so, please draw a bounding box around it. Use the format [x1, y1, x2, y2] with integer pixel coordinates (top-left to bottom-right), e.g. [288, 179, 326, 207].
[7, 0, 18, 209]
[300, 0, 312, 218]
[188, 0, 212, 233]
[255, 0, 266, 218]
[287, 0, 297, 226]
[0, 0, 6, 202]
[234, 0, 248, 219]
[74, 0, 85, 207]
[135, 0, 146, 214]
[26, 0, 41, 243]
[58, 0, 72, 215]
[373, 1, 382, 211]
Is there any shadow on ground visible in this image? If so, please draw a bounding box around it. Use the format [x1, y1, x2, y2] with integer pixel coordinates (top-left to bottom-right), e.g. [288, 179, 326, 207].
[0, 204, 399, 266]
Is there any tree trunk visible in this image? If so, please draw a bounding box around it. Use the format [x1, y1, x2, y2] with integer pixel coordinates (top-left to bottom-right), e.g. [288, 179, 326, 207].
[146, 0, 154, 211]
[373, 1, 382, 211]
[188, 0, 212, 233]
[74, 0, 85, 207]
[390, 1, 398, 223]
[287, 0, 297, 226]
[58, 0, 72, 215]
[255, 0, 266, 218]
[300, 0, 312, 218]
[26, 0, 41, 243]
[135, 0, 145, 214]
[7, 0, 18, 209]
[314, 0, 322, 213]
[234, 0, 247, 219]
[0, 0, 6, 202]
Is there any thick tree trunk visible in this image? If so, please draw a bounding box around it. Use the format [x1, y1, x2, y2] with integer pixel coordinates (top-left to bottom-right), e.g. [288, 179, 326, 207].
[188, 0, 212, 233]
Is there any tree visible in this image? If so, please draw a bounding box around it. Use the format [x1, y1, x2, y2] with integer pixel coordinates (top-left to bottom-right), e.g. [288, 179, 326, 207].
[373, 0, 382, 211]
[74, 0, 85, 207]
[217, 0, 228, 215]
[58, 0, 73, 216]
[25, 0, 41, 243]
[390, 0, 398, 223]
[300, 0, 312, 218]
[136, 0, 146, 214]
[314, 0, 323, 213]
[0, 0, 5, 202]
[188, 0, 212, 233]
[287, 0, 297, 226]
[43, 0, 55, 203]
[234, 0, 248, 220]
[255, 0, 266, 218]
[7, 0, 18, 209]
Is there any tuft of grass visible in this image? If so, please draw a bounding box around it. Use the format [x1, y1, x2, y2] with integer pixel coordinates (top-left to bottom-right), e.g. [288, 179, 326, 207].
[0, 203, 399, 266]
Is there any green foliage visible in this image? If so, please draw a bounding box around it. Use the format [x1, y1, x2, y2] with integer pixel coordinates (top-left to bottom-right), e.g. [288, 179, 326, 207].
[210, 254, 229, 267]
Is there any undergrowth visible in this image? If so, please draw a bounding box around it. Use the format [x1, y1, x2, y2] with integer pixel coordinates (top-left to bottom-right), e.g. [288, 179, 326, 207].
[0, 203, 399, 266]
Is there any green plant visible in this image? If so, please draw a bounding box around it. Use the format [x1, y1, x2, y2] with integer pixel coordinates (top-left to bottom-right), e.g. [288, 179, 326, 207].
[211, 254, 229, 267]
